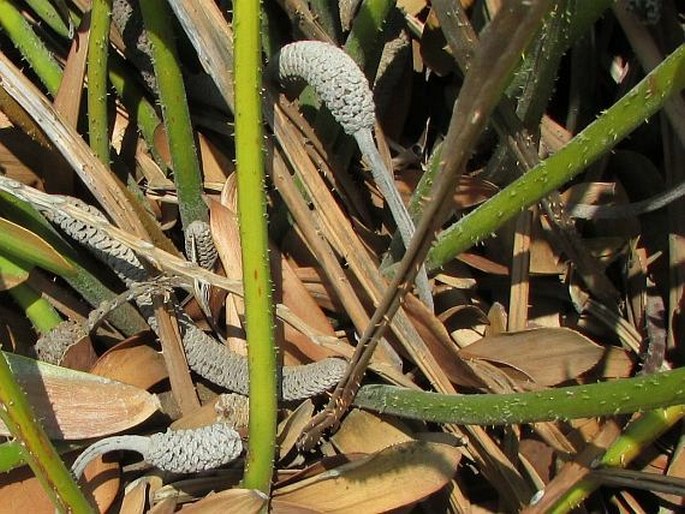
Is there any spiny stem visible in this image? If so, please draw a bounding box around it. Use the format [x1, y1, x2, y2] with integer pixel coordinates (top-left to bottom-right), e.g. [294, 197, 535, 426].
[343, 0, 396, 79]
[23, 0, 74, 38]
[87, 0, 113, 163]
[354, 367, 685, 425]
[139, 0, 208, 228]
[0, 0, 63, 95]
[233, 0, 277, 495]
[0, 0, 162, 158]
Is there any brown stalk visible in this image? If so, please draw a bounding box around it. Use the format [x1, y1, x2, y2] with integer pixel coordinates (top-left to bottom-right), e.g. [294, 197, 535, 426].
[152, 296, 201, 415]
[296, 0, 554, 440]
[265, 92, 481, 392]
[286, 2, 555, 507]
[508, 209, 533, 331]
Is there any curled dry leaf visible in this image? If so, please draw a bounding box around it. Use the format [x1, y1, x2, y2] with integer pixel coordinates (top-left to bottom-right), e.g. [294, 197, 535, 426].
[272, 441, 461, 513]
[277, 399, 314, 461]
[458, 327, 634, 386]
[119, 477, 150, 514]
[90, 337, 169, 390]
[0, 351, 160, 439]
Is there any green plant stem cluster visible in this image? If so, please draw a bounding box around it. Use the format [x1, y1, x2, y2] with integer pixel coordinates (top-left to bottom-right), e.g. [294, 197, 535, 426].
[428, 43, 685, 270]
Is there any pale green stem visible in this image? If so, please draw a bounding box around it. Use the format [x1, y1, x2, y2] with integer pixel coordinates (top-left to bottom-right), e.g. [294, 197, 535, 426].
[0, 0, 63, 94]
[547, 405, 685, 513]
[0, 193, 148, 335]
[354, 367, 685, 425]
[0, 440, 26, 473]
[344, 0, 396, 79]
[0, 0, 162, 164]
[0, 252, 61, 334]
[23, 0, 73, 39]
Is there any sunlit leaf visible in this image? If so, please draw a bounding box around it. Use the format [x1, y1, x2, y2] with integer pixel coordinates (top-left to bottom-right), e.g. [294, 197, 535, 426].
[273, 441, 461, 513]
[0, 352, 160, 439]
[0, 217, 74, 276]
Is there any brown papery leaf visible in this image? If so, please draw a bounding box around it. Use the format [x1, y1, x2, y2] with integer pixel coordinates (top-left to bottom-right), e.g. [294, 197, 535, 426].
[458, 328, 633, 386]
[331, 408, 414, 455]
[119, 478, 150, 514]
[272, 441, 460, 513]
[90, 337, 168, 390]
[211, 190, 340, 363]
[197, 132, 233, 183]
[278, 399, 314, 461]
[179, 489, 266, 513]
[0, 352, 160, 439]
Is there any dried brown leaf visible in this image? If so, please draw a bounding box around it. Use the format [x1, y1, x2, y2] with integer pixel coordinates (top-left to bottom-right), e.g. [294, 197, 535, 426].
[90, 338, 168, 390]
[273, 441, 460, 513]
[148, 498, 178, 514]
[119, 478, 150, 514]
[458, 327, 632, 386]
[277, 399, 314, 461]
[331, 408, 414, 454]
[272, 246, 339, 363]
[179, 489, 266, 513]
[198, 132, 233, 182]
[0, 455, 119, 514]
[0, 352, 160, 439]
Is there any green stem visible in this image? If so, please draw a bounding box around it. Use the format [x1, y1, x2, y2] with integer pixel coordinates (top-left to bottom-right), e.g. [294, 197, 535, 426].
[0, 440, 26, 473]
[87, 0, 113, 163]
[10, 283, 61, 334]
[0, 251, 61, 334]
[139, 0, 207, 228]
[8, 283, 62, 335]
[427, 43, 685, 271]
[234, 0, 277, 496]
[343, 0, 395, 80]
[0, 0, 63, 95]
[547, 405, 685, 513]
[354, 367, 685, 425]
[107, 56, 162, 152]
[23, 0, 73, 39]
[0, 351, 94, 513]
[309, 0, 342, 42]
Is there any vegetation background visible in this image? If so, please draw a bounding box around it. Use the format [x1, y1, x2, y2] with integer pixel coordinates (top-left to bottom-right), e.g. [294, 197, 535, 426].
[0, 0, 684, 512]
